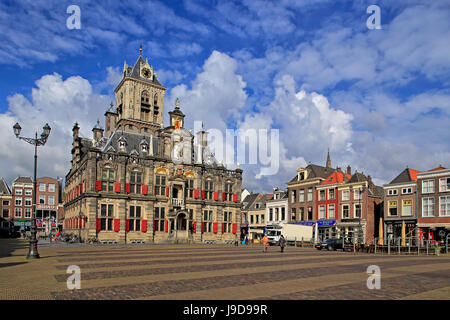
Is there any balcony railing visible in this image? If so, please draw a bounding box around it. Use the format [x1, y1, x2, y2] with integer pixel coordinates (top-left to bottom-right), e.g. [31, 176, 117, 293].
[172, 198, 184, 207]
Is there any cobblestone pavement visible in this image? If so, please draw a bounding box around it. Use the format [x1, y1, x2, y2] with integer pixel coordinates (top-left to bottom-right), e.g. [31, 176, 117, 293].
[1, 238, 449, 300]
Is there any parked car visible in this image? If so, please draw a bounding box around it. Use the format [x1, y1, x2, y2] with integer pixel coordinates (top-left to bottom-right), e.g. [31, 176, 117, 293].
[315, 238, 351, 251]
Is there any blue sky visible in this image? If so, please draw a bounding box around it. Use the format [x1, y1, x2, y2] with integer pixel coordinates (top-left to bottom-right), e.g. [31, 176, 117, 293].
[0, 0, 449, 192]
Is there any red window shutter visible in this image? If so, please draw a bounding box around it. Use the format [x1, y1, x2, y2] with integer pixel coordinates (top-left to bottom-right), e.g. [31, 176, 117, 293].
[84, 181, 86, 193]
[96, 180, 102, 191]
[232, 223, 237, 234]
[153, 220, 156, 231]
[142, 185, 148, 195]
[201, 190, 205, 199]
[193, 221, 196, 233]
[96, 218, 101, 231]
[164, 220, 168, 232]
[142, 220, 147, 232]
[165, 187, 169, 197]
[125, 183, 131, 194]
[201, 222, 204, 233]
[114, 219, 120, 232]
[80, 183, 83, 194]
[222, 192, 226, 201]
[114, 182, 121, 193]
[214, 192, 219, 201]
[213, 222, 218, 233]
[194, 189, 199, 199]
[222, 223, 225, 233]
[125, 219, 130, 232]
[77, 185, 80, 197]
[233, 193, 238, 202]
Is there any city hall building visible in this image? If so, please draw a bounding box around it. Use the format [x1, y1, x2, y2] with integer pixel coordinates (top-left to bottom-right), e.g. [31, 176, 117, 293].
[63, 49, 243, 244]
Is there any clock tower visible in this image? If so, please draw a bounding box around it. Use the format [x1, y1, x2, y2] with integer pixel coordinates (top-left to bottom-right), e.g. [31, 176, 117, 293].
[114, 46, 166, 133]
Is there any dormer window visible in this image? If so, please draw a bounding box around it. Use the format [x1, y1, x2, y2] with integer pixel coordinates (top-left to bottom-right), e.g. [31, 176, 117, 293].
[118, 136, 127, 152]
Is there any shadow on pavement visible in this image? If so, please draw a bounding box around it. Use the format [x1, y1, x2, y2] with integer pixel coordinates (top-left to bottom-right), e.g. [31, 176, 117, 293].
[0, 238, 29, 258]
[0, 262, 28, 268]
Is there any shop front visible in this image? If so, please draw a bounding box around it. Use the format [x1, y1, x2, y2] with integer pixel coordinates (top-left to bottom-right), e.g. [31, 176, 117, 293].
[385, 220, 416, 241]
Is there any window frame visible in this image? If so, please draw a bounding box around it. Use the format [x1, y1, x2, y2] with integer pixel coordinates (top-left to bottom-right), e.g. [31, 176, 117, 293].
[102, 168, 115, 192]
[422, 197, 434, 217]
[100, 203, 114, 231]
[422, 180, 435, 194]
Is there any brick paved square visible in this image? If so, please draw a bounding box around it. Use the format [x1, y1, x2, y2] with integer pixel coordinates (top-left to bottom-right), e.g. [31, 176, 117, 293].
[1, 238, 449, 300]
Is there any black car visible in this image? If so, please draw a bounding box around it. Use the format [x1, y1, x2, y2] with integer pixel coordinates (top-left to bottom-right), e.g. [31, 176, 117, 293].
[315, 238, 348, 251]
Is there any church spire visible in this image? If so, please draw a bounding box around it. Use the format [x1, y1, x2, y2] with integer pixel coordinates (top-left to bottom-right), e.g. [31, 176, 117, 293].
[326, 148, 331, 168]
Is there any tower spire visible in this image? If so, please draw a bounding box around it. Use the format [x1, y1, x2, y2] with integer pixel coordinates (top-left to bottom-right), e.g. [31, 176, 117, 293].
[326, 148, 331, 168]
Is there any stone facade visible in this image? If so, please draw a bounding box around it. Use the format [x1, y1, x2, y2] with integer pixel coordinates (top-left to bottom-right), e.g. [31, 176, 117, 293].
[63, 51, 243, 244]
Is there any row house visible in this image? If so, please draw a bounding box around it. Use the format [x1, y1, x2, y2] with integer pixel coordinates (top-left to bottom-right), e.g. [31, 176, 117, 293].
[0, 178, 12, 230]
[417, 166, 450, 243]
[336, 172, 383, 244]
[11, 176, 33, 231]
[241, 193, 259, 239]
[383, 168, 420, 241]
[246, 193, 272, 241]
[315, 169, 352, 240]
[266, 188, 288, 226]
[63, 50, 242, 244]
[35, 177, 62, 235]
[287, 154, 336, 226]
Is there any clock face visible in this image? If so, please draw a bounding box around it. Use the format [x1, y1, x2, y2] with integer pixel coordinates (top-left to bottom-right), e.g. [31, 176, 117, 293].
[141, 68, 151, 78]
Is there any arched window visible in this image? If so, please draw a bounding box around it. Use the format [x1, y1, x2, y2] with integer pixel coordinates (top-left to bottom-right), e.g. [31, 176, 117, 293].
[141, 90, 150, 105]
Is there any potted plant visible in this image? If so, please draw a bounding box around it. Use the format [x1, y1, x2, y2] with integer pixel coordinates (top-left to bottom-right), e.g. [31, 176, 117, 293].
[435, 245, 441, 256]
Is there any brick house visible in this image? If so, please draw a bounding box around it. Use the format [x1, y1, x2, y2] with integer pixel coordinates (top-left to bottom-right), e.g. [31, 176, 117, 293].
[315, 169, 352, 240]
[383, 168, 420, 242]
[63, 50, 242, 244]
[417, 166, 450, 244]
[241, 193, 259, 239]
[0, 178, 12, 231]
[336, 172, 383, 244]
[287, 158, 336, 225]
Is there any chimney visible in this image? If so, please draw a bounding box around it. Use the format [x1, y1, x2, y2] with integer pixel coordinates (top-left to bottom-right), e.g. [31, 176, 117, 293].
[92, 120, 104, 144]
[346, 165, 351, 175]
[368, 175, 373, 187]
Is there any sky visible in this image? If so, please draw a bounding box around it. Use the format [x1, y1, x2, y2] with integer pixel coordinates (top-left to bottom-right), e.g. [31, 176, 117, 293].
[0, 0, 449, 193]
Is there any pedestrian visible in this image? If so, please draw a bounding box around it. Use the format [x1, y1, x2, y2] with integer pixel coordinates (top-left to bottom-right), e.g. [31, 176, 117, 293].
[279, 234, 286, 253]
[262, 234, 269, 253]
[245, 235, 249, 245]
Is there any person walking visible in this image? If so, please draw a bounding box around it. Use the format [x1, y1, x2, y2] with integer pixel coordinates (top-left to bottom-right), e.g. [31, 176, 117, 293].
[279, 235, 286, 253]
[262, 234, 269, 253]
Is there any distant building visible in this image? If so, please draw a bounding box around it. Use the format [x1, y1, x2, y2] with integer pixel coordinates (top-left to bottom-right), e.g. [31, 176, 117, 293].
[11, 176, 33, 232]
[0, 178, 12, 232]
[266, 187, 288, 226]
[383, 167, 420, 241]
[417, 166, 450, 243]
[247, 193, 272, 241]
[36, 177, 61, 235]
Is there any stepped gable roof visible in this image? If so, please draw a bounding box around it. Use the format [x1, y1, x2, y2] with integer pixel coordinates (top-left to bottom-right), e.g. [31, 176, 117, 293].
[0, 178, 11, 195]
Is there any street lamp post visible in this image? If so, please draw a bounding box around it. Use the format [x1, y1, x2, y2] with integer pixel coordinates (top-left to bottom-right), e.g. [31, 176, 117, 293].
[13, 122, 51, 259]
[358, 186, 366, 245]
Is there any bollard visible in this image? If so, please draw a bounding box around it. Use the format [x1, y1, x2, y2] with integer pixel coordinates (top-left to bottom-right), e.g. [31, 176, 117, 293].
[301, 237, 304, 248]
[398, 240, 401, 255]
[374, 241, 377, 254]
[353, 242, 356, 253]
[388, 240, 390, 255]
[426, 241, 429, 255]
